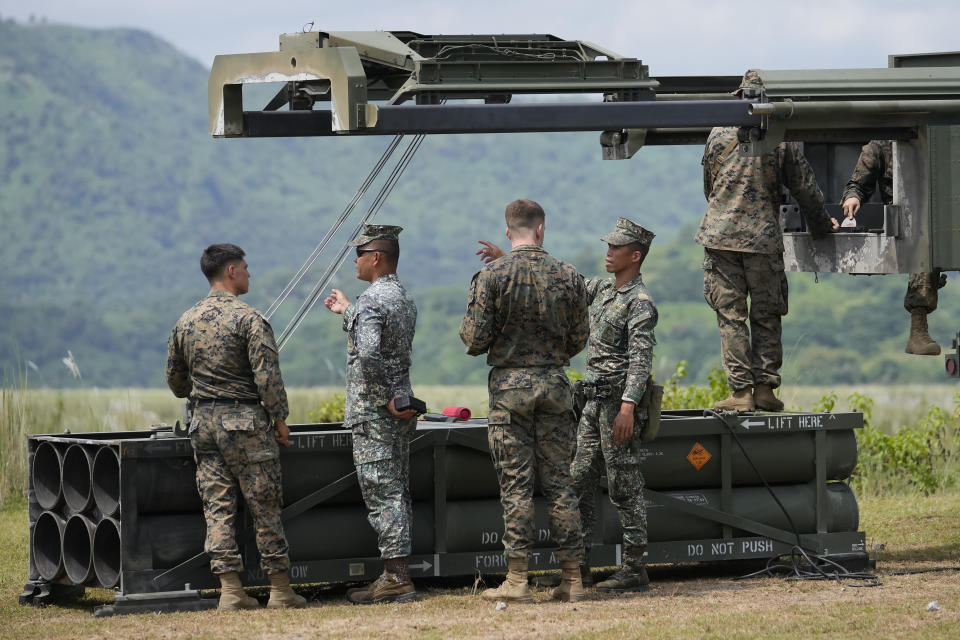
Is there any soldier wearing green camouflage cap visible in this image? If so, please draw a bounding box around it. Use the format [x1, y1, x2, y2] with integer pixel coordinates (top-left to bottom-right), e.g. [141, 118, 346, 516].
[733, 69, 762, 96]
[600, 217, 655, 249]
[572, 217, 657, 593]
[325, 221, 420, 604]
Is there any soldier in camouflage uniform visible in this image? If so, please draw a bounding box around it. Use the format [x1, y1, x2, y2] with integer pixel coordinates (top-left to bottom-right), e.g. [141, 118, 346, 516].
[324, 223, 419, 604]
[461, 199, 589, 604]
[572, 217, 657, 593]
[840, 140, 946, 355]
[166, 243, 305, 610]
[696, 70, 837, 413]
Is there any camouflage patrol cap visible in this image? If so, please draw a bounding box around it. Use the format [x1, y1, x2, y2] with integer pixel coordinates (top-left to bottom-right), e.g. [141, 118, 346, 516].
[601, 217, 655, 250]
[733, 69, 762, 96]
[349, 223, 404, 246]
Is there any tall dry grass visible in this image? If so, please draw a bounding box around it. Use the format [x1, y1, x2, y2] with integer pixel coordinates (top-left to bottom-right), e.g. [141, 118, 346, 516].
[2, 383, 959, 506]
[0, 382, 28, 508]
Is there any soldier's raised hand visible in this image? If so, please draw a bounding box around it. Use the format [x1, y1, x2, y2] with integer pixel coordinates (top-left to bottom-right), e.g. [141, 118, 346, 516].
[324, 289, 350, 314]
[476, 240, 505, 264]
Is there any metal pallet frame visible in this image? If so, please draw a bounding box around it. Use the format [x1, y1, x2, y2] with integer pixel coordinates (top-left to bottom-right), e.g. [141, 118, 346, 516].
[21, 410, 866, 613]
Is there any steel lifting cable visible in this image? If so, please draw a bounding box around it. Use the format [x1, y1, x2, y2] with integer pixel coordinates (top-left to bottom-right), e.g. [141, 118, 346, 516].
[264, 134, 404, 320]
[275, 133, 426, 350]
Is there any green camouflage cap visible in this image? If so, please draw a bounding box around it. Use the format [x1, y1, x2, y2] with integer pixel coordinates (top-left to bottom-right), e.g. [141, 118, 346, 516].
[601, 217, 655, 249]
[349, 223, 403, 246]
[733, 69, 762, 96]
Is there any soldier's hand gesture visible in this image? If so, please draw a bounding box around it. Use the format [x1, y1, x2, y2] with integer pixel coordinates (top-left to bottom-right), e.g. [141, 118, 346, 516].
[476, 240, 505, 264]
[324, 289, 351, 314]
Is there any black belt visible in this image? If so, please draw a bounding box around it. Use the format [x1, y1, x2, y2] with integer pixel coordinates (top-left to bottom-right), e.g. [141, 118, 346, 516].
[192, 399, 260, 407]
[580, 378, 623, 399]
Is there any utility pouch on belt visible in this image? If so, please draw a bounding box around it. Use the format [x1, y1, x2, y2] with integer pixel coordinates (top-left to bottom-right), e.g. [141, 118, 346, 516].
[572, 380, 586, 422]
[637, 383, 663, 442]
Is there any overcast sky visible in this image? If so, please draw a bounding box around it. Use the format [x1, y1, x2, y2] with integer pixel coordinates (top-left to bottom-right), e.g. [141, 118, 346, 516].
[1, 0, 958, 74]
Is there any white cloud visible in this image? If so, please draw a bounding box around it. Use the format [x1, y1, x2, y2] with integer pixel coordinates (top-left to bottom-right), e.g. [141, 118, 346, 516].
[1, 0, 958, 73]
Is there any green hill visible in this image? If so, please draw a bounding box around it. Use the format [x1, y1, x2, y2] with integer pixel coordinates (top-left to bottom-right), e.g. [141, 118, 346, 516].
[0, 19, 955, 388]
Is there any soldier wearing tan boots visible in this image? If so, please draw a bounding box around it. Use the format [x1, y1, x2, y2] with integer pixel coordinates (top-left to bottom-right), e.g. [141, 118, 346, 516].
[166, 243, 306, 610]
[462, 199, 590, 603]
[696, 71, 838, 413]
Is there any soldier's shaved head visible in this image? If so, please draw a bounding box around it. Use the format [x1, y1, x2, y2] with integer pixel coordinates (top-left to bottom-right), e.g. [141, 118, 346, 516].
[504, 199, 545, 233]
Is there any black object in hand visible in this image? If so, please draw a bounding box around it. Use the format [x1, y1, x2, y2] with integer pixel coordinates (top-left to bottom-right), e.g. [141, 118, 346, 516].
[394, 394, 427, 414]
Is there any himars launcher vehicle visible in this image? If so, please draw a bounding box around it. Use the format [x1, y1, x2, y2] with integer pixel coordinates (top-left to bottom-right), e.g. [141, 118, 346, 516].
[20, 32, 960, 614]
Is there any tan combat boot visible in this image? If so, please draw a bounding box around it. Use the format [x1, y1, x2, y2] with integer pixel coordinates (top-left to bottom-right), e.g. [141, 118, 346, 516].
[714, 389, 755, 412]
[348, 557, 417, 604]
[551, 558, 586, 603]
[905, 311, 941, 356]
[754, 385, 784, 412]
[481, 556, 533, 603]
[217, 571, 259, 610]
[345, 580, 375, 600]
[267, 570, 307, 609]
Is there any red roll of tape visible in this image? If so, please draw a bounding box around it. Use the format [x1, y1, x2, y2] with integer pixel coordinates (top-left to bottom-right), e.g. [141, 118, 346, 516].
[441, 406, 472, 421]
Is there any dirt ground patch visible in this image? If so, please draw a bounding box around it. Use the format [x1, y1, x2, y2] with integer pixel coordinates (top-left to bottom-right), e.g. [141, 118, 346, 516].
[3, 494, 959, 639]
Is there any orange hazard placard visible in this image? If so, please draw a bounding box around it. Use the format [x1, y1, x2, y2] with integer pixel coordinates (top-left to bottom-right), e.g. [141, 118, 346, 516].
[686, 442, 712, 470]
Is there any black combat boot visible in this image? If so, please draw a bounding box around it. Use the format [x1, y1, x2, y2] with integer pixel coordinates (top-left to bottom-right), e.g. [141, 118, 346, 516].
[595, 546, 650, 593]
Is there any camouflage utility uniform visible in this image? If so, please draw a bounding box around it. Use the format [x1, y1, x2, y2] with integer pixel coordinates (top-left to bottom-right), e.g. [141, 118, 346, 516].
[840, 139, 942, 316]
[460, 245, 589, 562]
[166, 290, 290, 575]
[572, 273, 656, 570]
[696, 126, 832, 394]
[343, 273, 418, 560]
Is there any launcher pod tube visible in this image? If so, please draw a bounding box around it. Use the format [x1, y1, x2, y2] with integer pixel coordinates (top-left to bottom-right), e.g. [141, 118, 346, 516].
[33, 442, 63, 510]
[32, 511, 66, 581]
[62, 445, 95, 513]
[63, 514, 97, 584]
[92, 446, 120, 517]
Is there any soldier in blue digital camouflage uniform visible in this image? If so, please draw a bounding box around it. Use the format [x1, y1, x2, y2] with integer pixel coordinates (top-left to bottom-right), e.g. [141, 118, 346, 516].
[697, 70, 838, 413]
[840, 140, 946, 356]
[462, 199, 589, 604]
[324, 223, 419, 604]
[166, 243, 306, 611]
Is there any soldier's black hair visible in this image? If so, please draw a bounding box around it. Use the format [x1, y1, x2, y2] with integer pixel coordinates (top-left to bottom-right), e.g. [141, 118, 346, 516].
[201, 243, 245, 281]
[505, 199, 545, 232]
[627, 241, 649, 266]
[363, 238, 400, 269]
